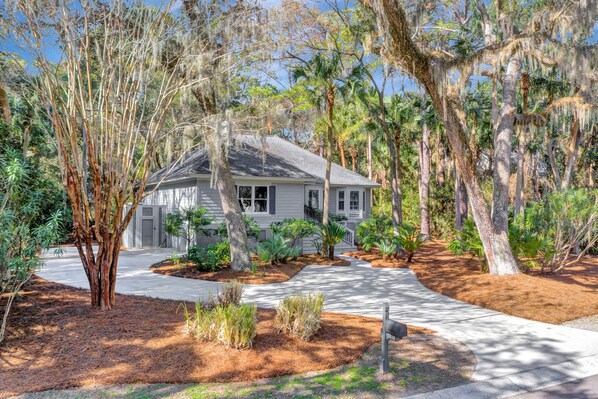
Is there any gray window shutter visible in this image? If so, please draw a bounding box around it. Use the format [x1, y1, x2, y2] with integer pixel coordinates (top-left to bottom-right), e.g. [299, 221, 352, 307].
[269, 186, 276, 214]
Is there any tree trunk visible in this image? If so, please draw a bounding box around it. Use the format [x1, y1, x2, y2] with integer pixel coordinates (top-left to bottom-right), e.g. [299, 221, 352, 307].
[322, 88, 335, 225]
[367, 130, 373, 205]
[214, 146, 252, 271]
[455, 168, 468, 231]
[0, 84, 11, 125]
[368, 0, 519, 274]
[514, 124, 526, 216]
[348, 147, 358, 172]
[338, 141, 347, 168]
[418, 123, 431, 238]
[492, 56, 521, 233]
[381, 124, 402, 231]
[561, 114, 581, 190]
[435, 136, 446, 185]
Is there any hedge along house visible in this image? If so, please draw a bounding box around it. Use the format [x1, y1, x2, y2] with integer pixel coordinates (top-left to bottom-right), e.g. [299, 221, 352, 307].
[122, 135, 380, 252]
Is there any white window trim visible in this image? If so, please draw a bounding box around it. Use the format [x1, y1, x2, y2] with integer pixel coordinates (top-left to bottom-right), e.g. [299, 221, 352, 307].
[337, 187, 364, 217]
[306, 187, 323, 210]
[337, 190, 346, 212]
[237, 185, 269, 214]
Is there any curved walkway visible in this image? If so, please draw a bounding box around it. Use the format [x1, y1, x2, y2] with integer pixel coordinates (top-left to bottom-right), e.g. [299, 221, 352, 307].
[39, 248, 598, 398]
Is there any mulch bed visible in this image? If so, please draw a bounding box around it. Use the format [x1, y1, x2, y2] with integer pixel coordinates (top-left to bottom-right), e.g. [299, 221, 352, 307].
[0, 278, 430, 398]
[150, 254, 351, 284]
[347, 242, 598, 325]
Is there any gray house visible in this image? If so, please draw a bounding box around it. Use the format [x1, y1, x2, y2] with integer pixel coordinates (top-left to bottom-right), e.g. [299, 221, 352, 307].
[123, 135, 379, 253]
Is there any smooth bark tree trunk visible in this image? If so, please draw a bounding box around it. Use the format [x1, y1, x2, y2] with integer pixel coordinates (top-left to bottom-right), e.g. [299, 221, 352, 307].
[455, 168, 468, 231]
[322, 88, 335, 225]
[418, 123, 431, 238]
[492, 56, 521, 233]
[368, 0, 519, 274]
[214, 145, 252, 271]
[348, 147, 358, 172]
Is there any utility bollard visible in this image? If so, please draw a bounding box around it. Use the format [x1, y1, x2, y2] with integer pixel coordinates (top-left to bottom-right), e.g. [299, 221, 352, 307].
[380, 302, 408, 374]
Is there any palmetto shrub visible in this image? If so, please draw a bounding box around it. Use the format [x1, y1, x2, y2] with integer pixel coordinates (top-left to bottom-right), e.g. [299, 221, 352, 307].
[256, 234, 292, 264]
[356, 214, 393, 252]
[397, 225, 427, 262]
[275, 292, 324, 341]
[218, 279, 243, 307]
[376, 239, 398, 261]
[318, 222, 346, 259]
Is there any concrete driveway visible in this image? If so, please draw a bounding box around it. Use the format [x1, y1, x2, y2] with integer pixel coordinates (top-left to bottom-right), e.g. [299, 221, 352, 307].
[39, 247, 598, 398]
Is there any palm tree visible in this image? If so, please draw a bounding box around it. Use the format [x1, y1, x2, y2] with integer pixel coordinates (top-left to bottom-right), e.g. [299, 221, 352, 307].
[292, 53, 348, 224]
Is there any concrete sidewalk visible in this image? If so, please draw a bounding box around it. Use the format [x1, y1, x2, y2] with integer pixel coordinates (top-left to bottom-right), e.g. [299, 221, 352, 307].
[39, 248, 598, 398]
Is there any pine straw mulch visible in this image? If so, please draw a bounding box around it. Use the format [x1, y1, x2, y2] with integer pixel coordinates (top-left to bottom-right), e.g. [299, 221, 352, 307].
[344, 248, 409, 268]
[345, 242, 598, 325]
[0, 278, 431, 398]
[150, 254, 351, 284]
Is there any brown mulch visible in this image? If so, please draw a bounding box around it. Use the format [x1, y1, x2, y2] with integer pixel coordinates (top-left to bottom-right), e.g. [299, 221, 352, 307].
[0, 278, 431, 398]
[150, 254, 351, 284]
[344, 248, 409, 268]
[347, 242, 598, 325]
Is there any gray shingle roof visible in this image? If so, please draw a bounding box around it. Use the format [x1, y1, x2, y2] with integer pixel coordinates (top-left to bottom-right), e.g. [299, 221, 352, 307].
[150, 135, 379, 187]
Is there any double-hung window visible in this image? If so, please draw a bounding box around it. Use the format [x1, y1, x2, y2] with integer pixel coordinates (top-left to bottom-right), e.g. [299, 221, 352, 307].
[338, 191, 345, 211]
[308, 189, 320, 209]
[349, 190, 360, 211]
[237, 185, 268, 213]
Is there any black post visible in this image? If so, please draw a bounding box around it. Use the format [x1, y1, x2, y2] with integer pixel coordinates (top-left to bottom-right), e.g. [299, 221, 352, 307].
[381, 302, 389, 374]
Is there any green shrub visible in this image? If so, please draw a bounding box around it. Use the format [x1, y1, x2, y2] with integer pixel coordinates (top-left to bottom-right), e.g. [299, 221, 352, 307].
[256, 234, 292, 265]
[397, 225, 427, 262]
[216, 215, 261, 239]
[318, 222, 346, 259]
[270, 218, 316, 247]
[275, 293, 324, 341]
[356, 215, 393, 252]
[188, 240, 231, 271]
[185, 302, 257, 349]
[448, 219, 487, 271]
[218, 280, 243, 307]
[165, 206, 213, 248]
[312, 239, 323, 255]
[376, 239, 398, 261]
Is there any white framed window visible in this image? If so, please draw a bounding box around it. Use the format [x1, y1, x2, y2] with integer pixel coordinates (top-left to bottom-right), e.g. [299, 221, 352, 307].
[338, 190, 345, 211]
[237, 185, 269, 214]
[308, 189, 320, 209]
[350, 190, 360, 211]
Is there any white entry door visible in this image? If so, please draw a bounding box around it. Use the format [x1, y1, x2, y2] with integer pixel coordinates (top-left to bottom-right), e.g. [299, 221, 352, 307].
[137, 206, 159, 248]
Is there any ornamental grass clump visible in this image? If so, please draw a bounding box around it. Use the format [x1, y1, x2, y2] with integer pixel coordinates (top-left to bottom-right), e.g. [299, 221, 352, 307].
[181, 280, 256, 348]
[218, 279, 243, 307]
[275, 292, 324, 341]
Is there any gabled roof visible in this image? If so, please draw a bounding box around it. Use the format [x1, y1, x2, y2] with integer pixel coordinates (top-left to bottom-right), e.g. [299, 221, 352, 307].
[149, 135, 380, 188]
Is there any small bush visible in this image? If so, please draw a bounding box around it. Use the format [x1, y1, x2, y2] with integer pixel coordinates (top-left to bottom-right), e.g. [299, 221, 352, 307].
[218, 280, 243, 307]
[270, 218, 316, 247]
[188, 240, 231, 271]
[275, 292, 324, 341]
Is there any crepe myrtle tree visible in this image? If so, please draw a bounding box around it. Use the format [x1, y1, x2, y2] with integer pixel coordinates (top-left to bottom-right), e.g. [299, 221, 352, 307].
[4, 0, 203, 308]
